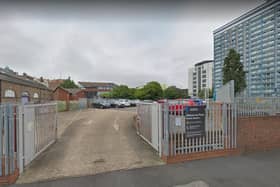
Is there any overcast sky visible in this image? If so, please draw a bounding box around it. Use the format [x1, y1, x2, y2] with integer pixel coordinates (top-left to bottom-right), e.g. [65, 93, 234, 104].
[0, 0, 264, 88]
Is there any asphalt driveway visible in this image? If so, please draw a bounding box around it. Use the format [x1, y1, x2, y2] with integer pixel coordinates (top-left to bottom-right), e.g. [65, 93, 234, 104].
[16, 108, 163, 184]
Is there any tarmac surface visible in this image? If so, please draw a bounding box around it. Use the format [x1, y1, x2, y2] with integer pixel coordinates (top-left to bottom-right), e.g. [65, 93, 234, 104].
[11, 149, 280, 187]
[16, 108, 163, 184]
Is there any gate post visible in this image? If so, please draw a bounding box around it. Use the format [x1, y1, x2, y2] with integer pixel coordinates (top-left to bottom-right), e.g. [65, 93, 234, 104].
[18, 106, 24, 174]
[162, 102, 169, 157]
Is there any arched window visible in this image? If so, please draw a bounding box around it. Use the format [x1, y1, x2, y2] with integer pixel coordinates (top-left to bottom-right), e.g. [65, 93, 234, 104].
[21, 91, 29, 97]
[4, 89, 16, 98]
[33, 93, 39, 98]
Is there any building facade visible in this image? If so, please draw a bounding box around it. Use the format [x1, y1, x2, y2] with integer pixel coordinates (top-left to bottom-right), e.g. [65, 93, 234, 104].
[214, 0, 280, 96]
[53, 87, 85, 101]
[78, 82, 117, 98]
[188, 60, 213, 97]
[0, 68, 53, 104]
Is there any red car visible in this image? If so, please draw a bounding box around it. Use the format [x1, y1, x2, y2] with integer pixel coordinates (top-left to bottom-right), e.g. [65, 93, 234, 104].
[157, 99, 196, 115]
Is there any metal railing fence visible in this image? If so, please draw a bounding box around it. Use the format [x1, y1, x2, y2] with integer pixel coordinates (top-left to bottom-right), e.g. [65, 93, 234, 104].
[0, 102, 58, 179]
[0, 104, 19, 177]
[235, 97, 280, 117]
[162, 101, 237, 156]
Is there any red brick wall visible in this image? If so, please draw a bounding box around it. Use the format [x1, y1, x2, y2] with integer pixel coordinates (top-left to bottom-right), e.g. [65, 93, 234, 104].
[53, 87, 70, 101]
[76, 90, 86, 99]
[69, 91, 85, 100]
[238, 116, 280, 153]
[162, 149, 240, 164]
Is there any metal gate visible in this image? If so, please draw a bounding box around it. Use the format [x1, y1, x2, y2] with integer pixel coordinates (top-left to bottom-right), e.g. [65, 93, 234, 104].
[136, 103, 162, 153]
[162, 101, 237, 156]
[0, 104, 19, 177]
[22, 103, 57, 167]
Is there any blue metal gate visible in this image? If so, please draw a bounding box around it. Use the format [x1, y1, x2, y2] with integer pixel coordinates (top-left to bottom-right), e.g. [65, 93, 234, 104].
[0, 104, 19, 177]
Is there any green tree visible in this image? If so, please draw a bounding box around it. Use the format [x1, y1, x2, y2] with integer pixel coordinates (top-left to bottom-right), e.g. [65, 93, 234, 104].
[180, 89, 189, 99]
[198, 88, 213, 99]
[100, 92, 113, 98]
[134, 88, 145, 100]
[141, 81, 163, 100]
[163, 86, 187, 99]
[223, 49, 247, 94]
[111, 85, 130, 98]
[60, 77, 78, 88]
[128, 88, 136, 99]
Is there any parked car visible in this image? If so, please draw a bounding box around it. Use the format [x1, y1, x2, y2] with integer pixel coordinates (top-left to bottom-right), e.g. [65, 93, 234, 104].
[92, 100, 111, 109]
[129, 99, 140, 107]
[111, 99, 121, 108]
[119, 99, 130, 107]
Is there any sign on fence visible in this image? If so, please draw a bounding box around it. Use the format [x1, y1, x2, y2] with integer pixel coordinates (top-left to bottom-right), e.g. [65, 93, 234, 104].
[185, 106, 206, 138]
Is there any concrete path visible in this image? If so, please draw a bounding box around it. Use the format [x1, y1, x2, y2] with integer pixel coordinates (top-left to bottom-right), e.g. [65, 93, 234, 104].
[16, 108, 163, 184]
[11, 149, 280, 187]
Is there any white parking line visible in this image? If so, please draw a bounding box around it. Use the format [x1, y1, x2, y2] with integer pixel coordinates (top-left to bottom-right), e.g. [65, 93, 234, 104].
[113, 116, 120, 131]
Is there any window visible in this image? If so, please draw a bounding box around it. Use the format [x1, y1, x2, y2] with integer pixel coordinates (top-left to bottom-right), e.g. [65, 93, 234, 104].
[21, 91, 29, 97]
[4, 89, 16, 98]
[33, 93, 39, 98]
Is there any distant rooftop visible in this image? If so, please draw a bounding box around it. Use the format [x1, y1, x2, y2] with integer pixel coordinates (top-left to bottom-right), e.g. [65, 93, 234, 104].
[78, 82, 118, 88]
[214, 0, 279, 34]
[195, 60, 213, 67]
[0, 67, 50, 90]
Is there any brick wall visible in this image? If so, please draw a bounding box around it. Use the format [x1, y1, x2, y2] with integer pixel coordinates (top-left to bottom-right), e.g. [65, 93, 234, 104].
[238, 116, 280, 153]
[1, 80, 53, 103]
[53, 87, 70, 101]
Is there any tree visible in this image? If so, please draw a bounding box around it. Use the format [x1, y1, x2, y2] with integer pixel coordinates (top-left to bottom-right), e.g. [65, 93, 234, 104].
[164, 86, 179, 99]
[180, 89, 189, 99]
[128, 88, 136, 99]
[60, 77, 78, 88]
[100, 92, 113, 98]
[223, 49, 246, 94]
[141, 81, 163, 100]
[111, 85, 130, 98]
[134, 88, 145, 100]
[198, 88, 213, 99]
[163, 86, 188, 99]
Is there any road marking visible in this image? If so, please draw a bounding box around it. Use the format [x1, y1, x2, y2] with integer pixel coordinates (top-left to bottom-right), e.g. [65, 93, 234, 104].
[174, 181, 209, 187]
[84, 120, 93, 125]
[113, 116, 120, 131]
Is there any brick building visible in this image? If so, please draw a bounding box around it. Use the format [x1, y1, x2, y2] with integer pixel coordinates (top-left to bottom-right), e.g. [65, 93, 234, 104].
[53, 87, 85, 101]
[0, 68, 53, 104]
[78, 82, 117, 98]
[48, 79, 66, 90]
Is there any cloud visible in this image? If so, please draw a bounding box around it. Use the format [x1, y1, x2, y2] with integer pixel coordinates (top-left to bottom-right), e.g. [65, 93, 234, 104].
[0, 0, 264, 88]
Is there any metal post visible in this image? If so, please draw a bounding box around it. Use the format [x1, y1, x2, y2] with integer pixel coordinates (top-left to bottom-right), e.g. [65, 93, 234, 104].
[163, 102, 169, 156]
[0, 106, 2, 176]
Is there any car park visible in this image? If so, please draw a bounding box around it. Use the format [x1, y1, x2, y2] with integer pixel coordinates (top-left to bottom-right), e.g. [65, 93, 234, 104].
[92, 100, 111, 109]
[128, 99, 140, 107]
[119, 99, 130, 107]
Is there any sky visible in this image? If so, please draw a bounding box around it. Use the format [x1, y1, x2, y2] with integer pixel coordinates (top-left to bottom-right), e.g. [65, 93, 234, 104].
[0, 0, 264, 88]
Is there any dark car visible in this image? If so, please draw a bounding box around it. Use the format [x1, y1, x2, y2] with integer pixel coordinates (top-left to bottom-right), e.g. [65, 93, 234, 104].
[92, 101, 111, 109]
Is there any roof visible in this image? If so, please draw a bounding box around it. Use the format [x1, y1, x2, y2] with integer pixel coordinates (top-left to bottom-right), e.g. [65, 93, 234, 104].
[65, 88, 83, 95]
[78, 82, 117, 88]
[0, 68, 51, 91]
[195, 60, 213, 67]
[214, 0, 279, 34]
[48, 79, 65, 90]
[54, 87, 83, 95]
